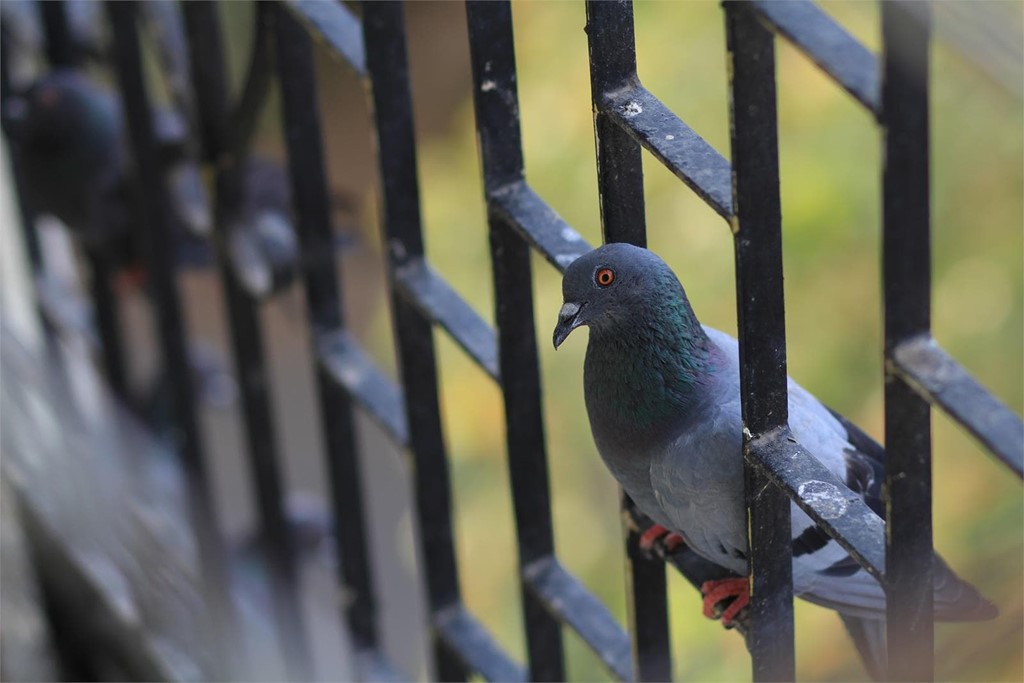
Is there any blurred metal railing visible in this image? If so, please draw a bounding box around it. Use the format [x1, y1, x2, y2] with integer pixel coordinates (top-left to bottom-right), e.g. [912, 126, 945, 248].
[1, 1, 1021, 682]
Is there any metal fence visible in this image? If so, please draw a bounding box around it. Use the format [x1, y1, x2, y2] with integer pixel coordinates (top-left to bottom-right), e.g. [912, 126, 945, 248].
[2, 1, 1022, 682]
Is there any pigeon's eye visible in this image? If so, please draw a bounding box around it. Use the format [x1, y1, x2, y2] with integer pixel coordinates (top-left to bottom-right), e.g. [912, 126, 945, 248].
[595, 267, 615, 287]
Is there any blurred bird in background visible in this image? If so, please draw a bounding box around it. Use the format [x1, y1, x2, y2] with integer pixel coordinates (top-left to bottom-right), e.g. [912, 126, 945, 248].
[1, 0, 361, 439]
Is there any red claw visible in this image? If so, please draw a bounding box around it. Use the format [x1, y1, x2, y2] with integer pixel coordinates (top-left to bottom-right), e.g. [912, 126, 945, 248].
[700, 577, 750, 626]
[638, 524, 686, 553]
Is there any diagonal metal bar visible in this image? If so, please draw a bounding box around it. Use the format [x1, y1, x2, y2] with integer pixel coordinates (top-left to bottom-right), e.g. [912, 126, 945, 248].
[283, 0, 366, 76]
[748, 0, 880, 115]
[604, 85, 734, 221]
[316, 329, 410, 450]
[434, 605, 528, 683]
[892, 336, 1024, 479]
[747, 428, 887, 580]
[523, 557, 633, 682]
[394, 258, 499, 381]
[489, 182, 593, 274]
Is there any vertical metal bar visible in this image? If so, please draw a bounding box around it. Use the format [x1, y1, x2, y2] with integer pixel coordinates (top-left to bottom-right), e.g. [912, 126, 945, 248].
[0, 29, 45, 323]
[585, 2, 672, 681]
[40, 0, 76, 67]
[271, 3, 385, 671]
[464, 2, 566, 680]
[84, 251, 130, 398]
[104, 2, 233, 677]
[882, 3, 934, 680]
[360, 4, 466, 680]
[586, 0, 646, 249]
[40, 0, 129, 398]
[180, 2, 312, 679]
[724, 4, 795, 680]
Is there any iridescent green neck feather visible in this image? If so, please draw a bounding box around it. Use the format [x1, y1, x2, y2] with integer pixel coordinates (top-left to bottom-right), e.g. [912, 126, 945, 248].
[583, 277, 718, 437]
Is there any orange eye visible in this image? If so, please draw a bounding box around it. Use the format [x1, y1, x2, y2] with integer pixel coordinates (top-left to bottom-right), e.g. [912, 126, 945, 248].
[595, 267, 615, 287]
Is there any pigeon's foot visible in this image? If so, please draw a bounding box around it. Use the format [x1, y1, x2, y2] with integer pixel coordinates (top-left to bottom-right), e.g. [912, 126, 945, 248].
[700, 577, 749, 627]
[638, 524, 686, 553]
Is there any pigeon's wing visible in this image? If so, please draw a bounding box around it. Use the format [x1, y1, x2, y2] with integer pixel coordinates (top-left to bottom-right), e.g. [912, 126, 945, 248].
[787, 382, 997, 621]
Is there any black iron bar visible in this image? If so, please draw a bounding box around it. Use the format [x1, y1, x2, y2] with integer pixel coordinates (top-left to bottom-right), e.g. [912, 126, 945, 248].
[316, 330, 410, 449]
[360, 4, 473, 678]
[489, 182, 593, 273]
[393, 258, 500, 381]
[226, 3, 274, 162]
[434, 605, 528, 683]
[181, 2, 312, 679]
[585, 0, 647, 249]
[602, 86, 734, 221]
[725, 5, 795, 679]
[747, 431, 886, 580]
[465, 2, 566, 679]
[585, 2, 672, 680]
[82, 249, 130, 398]
[272, 5, 386, 674]
[892, 337, 1024, 479]
[881, 2, 934, 679]
[105, 2, 234, 677]
[40, 0, 76, 68]
[523, 557, 633, 681]
[40, 0, 130, 400]
[0, 32, 43, 275]
[748, 0, 880, 115]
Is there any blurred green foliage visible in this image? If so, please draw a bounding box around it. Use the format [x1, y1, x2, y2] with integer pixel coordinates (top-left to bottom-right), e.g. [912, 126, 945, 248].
[371, 1, 1023, 680]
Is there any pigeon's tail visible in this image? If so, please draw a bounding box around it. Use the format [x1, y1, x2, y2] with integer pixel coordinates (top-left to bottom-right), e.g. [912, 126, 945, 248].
[840, 615, 886, 682]
[800, 553, 997, 622]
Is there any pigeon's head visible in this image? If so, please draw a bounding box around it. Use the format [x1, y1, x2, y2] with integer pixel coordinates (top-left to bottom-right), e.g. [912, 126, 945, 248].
[553, 242, 691, 349]
[19, 70, 120, 162]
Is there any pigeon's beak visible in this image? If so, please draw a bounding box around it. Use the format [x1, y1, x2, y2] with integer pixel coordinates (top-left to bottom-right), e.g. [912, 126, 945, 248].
[553, 301, 584, 349]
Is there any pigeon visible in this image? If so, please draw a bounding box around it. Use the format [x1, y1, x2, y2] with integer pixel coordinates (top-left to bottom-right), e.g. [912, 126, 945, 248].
[225, 155, 302, 300]
[552, 243, 996, 669]
[12, 68, 212, 282]
[15, 69, 127, 246]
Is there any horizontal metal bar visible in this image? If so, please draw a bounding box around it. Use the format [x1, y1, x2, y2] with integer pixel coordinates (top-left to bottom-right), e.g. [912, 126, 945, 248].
[283, 0, 366, 77]
[394, 257, 500, 381]
[523, 557, 632, 682]
[434, 604, 527, 683]
[891, 336, 1024, 479]
[489, 181, 594, 273]
[749, 0, 880, 115]
[316, 329, 409, 448]
[747, 427, 887, 580]
[603, 85, 733, 220]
